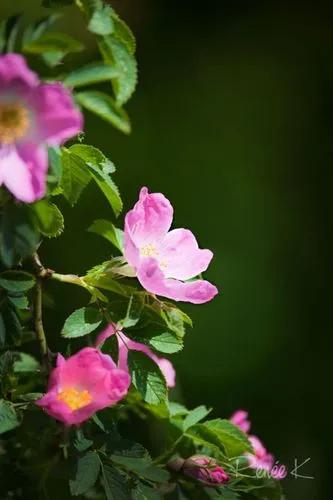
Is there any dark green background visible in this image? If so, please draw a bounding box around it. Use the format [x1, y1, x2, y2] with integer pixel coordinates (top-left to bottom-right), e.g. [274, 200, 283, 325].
[1, 1, 331, 498]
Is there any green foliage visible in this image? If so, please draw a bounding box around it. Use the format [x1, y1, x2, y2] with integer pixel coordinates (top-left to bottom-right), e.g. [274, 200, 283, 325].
[88, 4, 114, 35]
[0, 399, 20, 434]
[88, 219, 124, 252]
[0, 271, 35, 293]
[186, 419, 252, 458]
[100, 461, 131, 500]
[59, 145, 122, 215]
[0, 15, 21, 53]
[23, 32, 83, 66]
[61, 306, 103, 338]
[76, 90, 131, 134]
[98, 36, 138, 106]
[64, 61, 120, 87]
[60, 148, 92, 205]
[69, 451, 101, 495]
[22, 13, 62, 46]
[31, 199, 64, 237]
[128, 350, 167, 405]
[13, 353, 40, 373]
[0, 204, 39, 268]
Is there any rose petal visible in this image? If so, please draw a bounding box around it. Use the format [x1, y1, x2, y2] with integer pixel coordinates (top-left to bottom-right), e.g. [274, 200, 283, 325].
[32, 83, 83, 145]
[137, 257, 218, 304]
[160, 228, 213, 280]
[0, 143, 47, 202]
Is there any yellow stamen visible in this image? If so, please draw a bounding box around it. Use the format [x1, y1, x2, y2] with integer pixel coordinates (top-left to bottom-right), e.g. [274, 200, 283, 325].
[57, 387, 92, 411]
[140, 243, 159, 258]
[0, 101, 30, 144]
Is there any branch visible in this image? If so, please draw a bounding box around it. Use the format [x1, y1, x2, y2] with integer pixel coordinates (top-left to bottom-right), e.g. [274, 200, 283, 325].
[31, 254, 50, 369]
[33, 278, 49, 365]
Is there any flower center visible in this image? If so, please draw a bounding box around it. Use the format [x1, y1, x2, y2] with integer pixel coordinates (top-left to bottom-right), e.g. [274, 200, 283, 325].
[140, 243, 159, 258]
[57, 387, 92, 411]
[0, 101, 30, 144]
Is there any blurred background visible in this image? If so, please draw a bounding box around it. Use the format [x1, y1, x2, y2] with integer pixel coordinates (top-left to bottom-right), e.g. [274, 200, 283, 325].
[1, 1, 331, 498]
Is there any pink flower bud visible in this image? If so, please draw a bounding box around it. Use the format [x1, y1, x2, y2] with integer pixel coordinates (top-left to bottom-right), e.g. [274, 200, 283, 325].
[182, 455, 229, 486]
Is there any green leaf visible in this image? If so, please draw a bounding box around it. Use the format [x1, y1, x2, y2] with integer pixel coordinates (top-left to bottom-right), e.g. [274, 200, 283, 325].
[76, 90, 131, 135]
[42, 51, 64, 67]
[86, 161, 123, 216]
[88, 5, 114, 35]
[0, 314, 5, 347]
[182, 405, 211, 431]
[13, 353, 40, 373]
[47, 146, 63, 194]
[133, 483, 163, 500]
[69, 144, 115, 174]
[0, 204, 39, 268]
[22, 13, 62, 45]
[0, 21, 6, 53]
[5, 15, 21, 53]
[186, 420, 252, 458]
[0, 399, 20, 434]
[84, 271, 133, 297]
[0, 351, 15, 377]
[2, 308, 23, 344]
[88, 219, 124, 252]
[110, 451, 169, 483]
[23, 32, 83, 55]
[100, 462, 130, 500]
[74, 431, 93, 452]
[61, 307, 103, 338]
[111, 14, 136, 55]
[7, 294, 29, 310]
[128, 350, 167, 405]
[66, 144, 122, 215]
[205, 419, 252, 456]
[168, 402, 189, 417]
[121, 294, 144, 328]
[64, 62, 120, 88]
[98, 36, 137, 105]
[0, 271, 35, 293]
[161, 306, 192, 338]
[70, 451, 100, 496]
[76, 90, 131, 134]
[60, 148, 92, 205]
[32, 199, 64, 238]
[148, 332, 183, 354]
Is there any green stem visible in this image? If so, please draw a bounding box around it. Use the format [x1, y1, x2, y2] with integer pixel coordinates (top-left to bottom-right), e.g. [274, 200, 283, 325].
[34, 278, 48, 361]
[51, 272, 86, 287]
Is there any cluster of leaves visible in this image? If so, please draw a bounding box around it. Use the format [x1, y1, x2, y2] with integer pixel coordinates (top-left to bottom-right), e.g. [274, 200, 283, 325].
[1, 0, 136, 133]
[0, 2, 285, 499]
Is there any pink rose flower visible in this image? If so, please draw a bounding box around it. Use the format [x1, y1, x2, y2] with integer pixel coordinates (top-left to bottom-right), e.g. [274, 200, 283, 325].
[182, 455, 229, 486]
[230, 409, 251, 433]
[230, 409, 287, 479]
[36, 347, 130, 425]
[0, 54, 82, 203]
[124, 187, 218, 304]
[245, 435, 275, 472]
[96, 324, 176, 388]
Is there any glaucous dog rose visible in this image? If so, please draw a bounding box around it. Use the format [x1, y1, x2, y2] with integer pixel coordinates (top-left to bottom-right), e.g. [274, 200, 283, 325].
[96, 324, 176, 388]
[230, 409, 287, 479]
[169, 456, 229, 486]
[36, 347, 130, 425]
[124, 187, 218, 304]
[0, 54, 82, 203]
